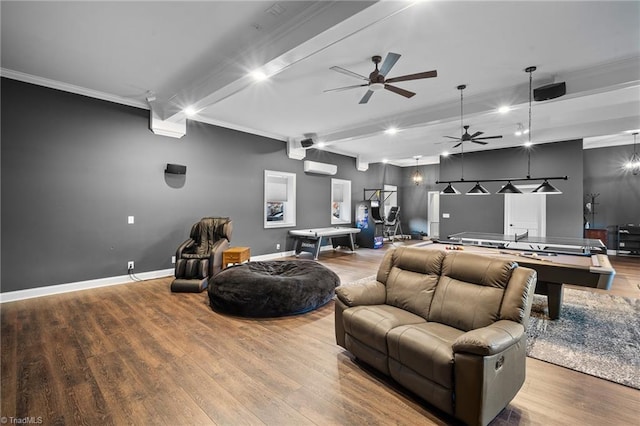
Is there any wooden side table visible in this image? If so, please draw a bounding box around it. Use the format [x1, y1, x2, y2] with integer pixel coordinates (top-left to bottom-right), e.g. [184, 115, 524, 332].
[223, 247, 251, 268]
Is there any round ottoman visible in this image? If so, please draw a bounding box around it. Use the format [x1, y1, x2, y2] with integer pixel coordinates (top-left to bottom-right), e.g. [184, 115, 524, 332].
[208, 260, 340, 317]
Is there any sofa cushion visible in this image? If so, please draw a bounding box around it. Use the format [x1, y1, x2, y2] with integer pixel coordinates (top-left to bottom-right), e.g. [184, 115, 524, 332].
[342, 305, 426, 354]
[387, 322, 465, 389]
[428, 252, 517, 331]
[441, 251, 516, 289]
[428, 276, 505, 331]
[385, 268, 439, 318]
[383, 247, 445, 318]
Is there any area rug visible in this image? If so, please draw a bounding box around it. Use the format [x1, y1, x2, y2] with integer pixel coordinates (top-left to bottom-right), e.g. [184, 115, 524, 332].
[342, 276, 640, 389]
[527, 289, 640, 389]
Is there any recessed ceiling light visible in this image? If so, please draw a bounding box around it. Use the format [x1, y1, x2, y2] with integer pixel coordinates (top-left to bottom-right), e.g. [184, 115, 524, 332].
[250, 70, 268, 81]
[498, 106, 511, 114]
[524, 141, 533, 147]
[384, 127, 398, 135]
[382, 158, 389, 163]
[441, 151, 449, 157]
[317, 142, 326, 149]
[183, 106, 197, 117]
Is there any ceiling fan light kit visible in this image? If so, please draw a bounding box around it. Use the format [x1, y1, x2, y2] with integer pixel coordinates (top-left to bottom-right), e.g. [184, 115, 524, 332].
[326, 52, 437, 104]
[435, 65, 567, 195]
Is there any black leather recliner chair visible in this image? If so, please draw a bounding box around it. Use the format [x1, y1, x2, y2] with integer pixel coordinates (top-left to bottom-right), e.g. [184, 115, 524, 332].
[171, 217, 232, 293]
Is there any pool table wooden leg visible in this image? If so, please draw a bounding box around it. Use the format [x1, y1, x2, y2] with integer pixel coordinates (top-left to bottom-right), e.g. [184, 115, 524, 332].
[534, 281, 564, 320]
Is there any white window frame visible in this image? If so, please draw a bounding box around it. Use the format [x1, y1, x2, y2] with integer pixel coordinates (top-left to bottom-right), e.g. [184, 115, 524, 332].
[264, 170, 296, 228]
[331, 178, 352, 225]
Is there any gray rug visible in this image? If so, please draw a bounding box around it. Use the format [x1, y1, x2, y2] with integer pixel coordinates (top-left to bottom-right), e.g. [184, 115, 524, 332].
[342, 276, 640, 389]
[527, 289, 640, 389]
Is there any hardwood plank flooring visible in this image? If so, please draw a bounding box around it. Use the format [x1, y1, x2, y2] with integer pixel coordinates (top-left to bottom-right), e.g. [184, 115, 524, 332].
[1, 242, 638, 425]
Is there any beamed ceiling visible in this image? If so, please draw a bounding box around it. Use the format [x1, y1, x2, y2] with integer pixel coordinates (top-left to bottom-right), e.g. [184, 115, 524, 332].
[2, 1, 639, 166]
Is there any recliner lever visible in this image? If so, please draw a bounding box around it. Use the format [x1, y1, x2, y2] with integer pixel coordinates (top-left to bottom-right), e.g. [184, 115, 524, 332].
[495, 355, 505, 370]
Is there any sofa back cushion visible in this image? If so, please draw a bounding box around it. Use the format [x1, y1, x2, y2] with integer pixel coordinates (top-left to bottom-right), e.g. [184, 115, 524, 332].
[379, 247, 445, 319]
[428, 251, 517, 331]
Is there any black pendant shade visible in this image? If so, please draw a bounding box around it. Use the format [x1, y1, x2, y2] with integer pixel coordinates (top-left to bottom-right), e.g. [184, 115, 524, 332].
[467, 182, 490, 195]
[532, 180, 562, 194]
[440, 183, 460, 195]
[497, 181, 522, 194]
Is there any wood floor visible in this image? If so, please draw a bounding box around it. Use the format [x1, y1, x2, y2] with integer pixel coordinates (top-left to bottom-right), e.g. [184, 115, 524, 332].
[2, 243, 639, 425]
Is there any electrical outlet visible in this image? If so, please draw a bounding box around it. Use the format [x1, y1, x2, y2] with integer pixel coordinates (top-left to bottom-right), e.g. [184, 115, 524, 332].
[171, 255, 176, 264]
[127, 261, 134, 270]
[276, 243, 281, 250]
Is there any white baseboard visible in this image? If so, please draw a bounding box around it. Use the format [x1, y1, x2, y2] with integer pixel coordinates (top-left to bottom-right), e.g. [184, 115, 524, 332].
[0, 268, 174, 303]
[0, 245, 358, 303]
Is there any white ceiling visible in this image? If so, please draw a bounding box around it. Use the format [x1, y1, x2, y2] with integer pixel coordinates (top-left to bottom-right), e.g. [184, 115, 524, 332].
[2, 1, 639, 167]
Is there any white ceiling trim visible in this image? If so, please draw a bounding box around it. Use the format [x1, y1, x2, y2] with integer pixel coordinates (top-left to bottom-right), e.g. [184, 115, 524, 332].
[1, 68, 149, 110]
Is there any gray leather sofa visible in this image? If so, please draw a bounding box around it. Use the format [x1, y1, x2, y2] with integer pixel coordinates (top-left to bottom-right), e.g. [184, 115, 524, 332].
[335, 246, 537, 426]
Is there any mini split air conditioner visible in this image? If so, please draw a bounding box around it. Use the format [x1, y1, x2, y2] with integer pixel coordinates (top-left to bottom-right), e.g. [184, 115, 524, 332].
[304, 160, 337, 175]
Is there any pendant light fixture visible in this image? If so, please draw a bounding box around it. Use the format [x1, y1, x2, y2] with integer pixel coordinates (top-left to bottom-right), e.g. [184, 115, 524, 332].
[497, 181, 522, 194]
[441, 183, 461, 195]
[625, 132, 640, 175]
[467, 182, 490, 195]
[435, 69, 567, 194]
[522, 66, 562, 194]
[412, 156, 423, 185]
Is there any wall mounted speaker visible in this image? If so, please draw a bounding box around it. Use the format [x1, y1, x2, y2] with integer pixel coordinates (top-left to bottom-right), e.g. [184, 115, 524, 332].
[165, 163, 187, 175]
[300, 138, 314, 148]
[534, 82, 566, 101]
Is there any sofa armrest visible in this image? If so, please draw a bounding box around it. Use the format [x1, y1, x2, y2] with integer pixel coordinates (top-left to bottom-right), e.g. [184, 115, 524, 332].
[452, 320, 524, 356]
[335, 281, 386, 307]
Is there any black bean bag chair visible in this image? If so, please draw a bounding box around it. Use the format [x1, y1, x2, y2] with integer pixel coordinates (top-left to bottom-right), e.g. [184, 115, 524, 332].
[208, 260, 340, 317]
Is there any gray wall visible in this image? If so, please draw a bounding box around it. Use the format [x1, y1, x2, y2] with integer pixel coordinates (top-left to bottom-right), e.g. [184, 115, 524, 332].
[1, 78, 401, 292]
[399, 163, 440, 235]
[583, 144, 640, 245]
[401, 140, 585, 239]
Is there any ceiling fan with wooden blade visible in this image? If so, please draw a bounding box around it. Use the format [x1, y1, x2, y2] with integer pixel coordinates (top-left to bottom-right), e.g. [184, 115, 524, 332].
[443, 85, 502, 147]
[324, 52, 437, 104]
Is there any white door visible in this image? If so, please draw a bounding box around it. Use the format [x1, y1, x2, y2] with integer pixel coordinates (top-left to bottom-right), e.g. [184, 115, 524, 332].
[428, 191, 440, 238]
[504, 185, 546, 237]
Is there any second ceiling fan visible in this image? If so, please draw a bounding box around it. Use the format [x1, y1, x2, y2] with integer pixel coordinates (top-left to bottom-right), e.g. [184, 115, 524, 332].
[325, 52, 437, 104]
[443, 84, 503, 148]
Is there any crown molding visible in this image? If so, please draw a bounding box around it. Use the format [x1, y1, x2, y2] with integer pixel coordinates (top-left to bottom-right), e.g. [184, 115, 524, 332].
[1, 68, 149, 110]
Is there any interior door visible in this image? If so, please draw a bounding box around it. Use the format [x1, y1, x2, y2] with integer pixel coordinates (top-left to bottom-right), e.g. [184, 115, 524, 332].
[428, 191, 440, 237]
[504, 186, 546, 237]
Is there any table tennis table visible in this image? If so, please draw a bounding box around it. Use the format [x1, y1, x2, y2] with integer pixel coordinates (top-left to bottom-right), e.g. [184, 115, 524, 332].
[447, 231, 607, 256]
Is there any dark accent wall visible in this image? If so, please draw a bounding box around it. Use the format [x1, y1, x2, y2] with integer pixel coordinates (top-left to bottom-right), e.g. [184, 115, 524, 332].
[399, 163, 440, 235]
[1, 78, 400, 292]
[401, 140, 585, 239]
[583, 144, 640, 246]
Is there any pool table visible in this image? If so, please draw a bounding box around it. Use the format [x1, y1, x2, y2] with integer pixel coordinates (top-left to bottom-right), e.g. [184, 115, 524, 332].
[416, 240, 615, 319]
